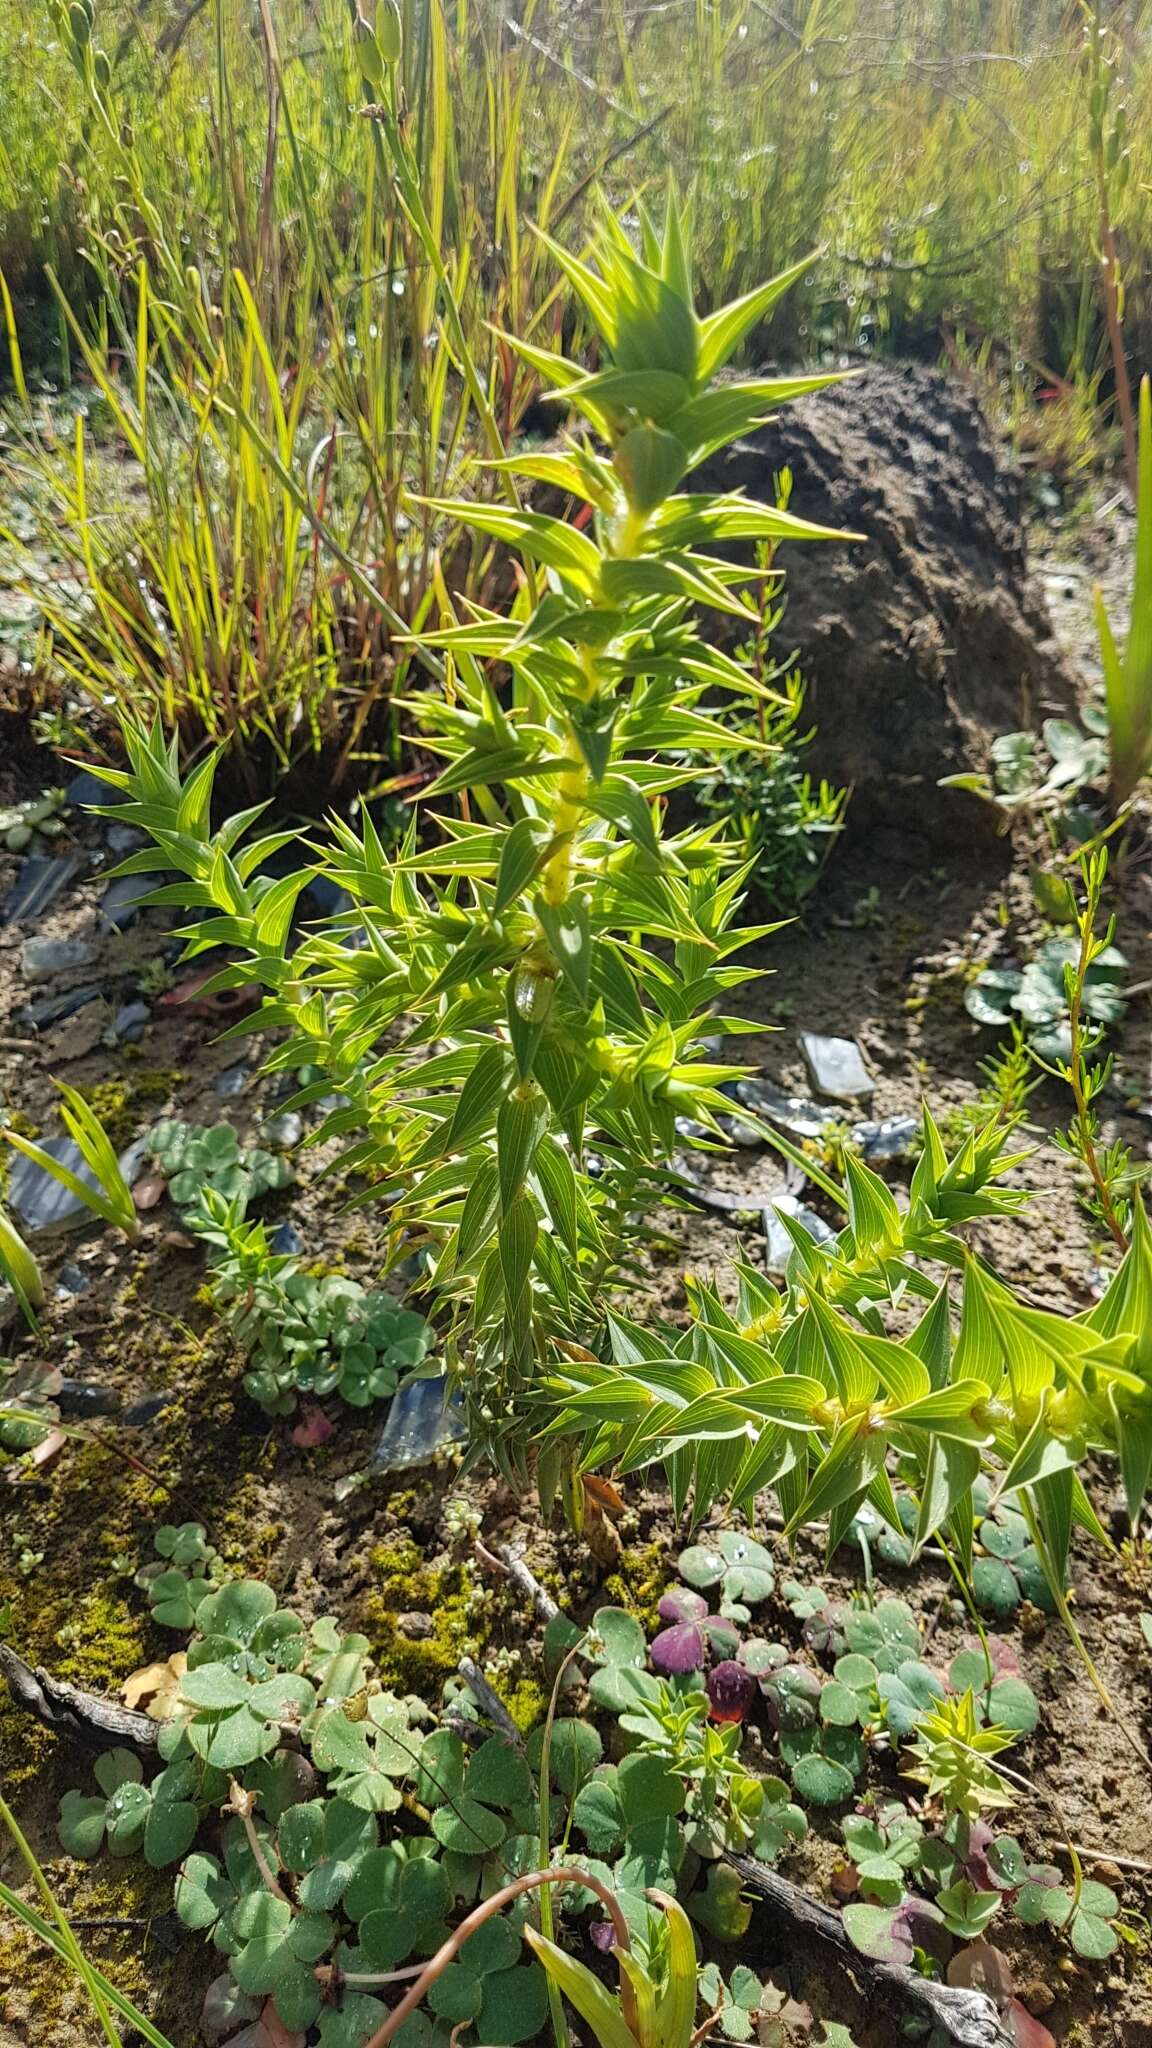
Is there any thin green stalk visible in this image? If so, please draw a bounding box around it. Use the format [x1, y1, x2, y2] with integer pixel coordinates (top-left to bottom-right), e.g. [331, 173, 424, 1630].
[536, 1636, 589, 2048]
[0, 1796, 127, 2048]
[933, 1530, 997, 1699]
[1017, 1491, 1152, 1771]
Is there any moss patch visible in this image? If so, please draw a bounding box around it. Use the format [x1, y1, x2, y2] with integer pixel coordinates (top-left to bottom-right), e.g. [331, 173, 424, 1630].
[74, 1068, 185, 1151]
[600, 1541, 668, 1634]
[365, 1535, 487, 1693]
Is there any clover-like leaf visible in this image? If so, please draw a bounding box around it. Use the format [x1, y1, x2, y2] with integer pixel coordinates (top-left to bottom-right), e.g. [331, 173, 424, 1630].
[688, 1863, 752, 1940]
[174, 1851, 236, 1933]
[526, 1718, 602, 1795]
[790, 1752, 855, 1806]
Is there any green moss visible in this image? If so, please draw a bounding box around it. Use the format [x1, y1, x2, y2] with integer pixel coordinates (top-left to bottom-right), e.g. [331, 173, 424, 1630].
[503, 1676, 549, 1734]
[74, 1068, 186, 1150]
[600, 1542, 668, 1633]
[365, 1535, 487, 1693]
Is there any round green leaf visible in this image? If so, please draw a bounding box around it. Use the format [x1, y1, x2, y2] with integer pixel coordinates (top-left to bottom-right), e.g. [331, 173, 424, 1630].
[174, 1852, 232, 1931]
[819, 1682, 863, 1728]
[431, 1794, 507, 1855]
[179, 1663, 253, 1710]
[186, 1706, 278, 1770]
[790, 1752, 854, 1806]
[589, 1606, 646, 1666]
[677, 1544, 726, 1590]
[429, 1961, 483, 2024]
[460, 1915, 520, 1976]
[972, 1557, 1019, 1619]
[318, 1992, 386, 2047]
[94, 1748, 143, 1796]
[143, 1797, 198, 1868]
[476, 1962, 549, 2045]
[57, 1792, 108, 1859]
[572, 1774, 625, 1857]
[465, 1738, 533, 1810]
[986, 1677, 1039, 1735]
[526, 1718, 602, 1795]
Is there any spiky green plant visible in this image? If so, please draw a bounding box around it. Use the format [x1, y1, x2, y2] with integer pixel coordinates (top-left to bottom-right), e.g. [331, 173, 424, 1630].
[84, 194, 848, 1486]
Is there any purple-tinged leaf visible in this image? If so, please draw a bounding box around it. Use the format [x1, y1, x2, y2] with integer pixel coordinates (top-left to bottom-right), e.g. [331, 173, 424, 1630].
[650, 1622, 706, 1675]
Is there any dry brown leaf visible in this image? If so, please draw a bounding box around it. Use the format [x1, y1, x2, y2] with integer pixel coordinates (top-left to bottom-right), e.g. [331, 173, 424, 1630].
[122, 1652, 187, 1719]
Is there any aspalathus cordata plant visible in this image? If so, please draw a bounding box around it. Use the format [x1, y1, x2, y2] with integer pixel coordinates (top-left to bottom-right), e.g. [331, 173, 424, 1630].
[88, 194, 851, 1487]
[543, 1115, 1152, 1719]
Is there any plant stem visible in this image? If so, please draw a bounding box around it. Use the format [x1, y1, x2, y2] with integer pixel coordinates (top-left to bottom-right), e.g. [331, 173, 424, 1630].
[1018, 1493, 1152, 1774]
[538, 1639, 590, 2048]
[226, 1778, 288, 1901]
[1066, 901, 1128, 1252]
[357, 1869, 635, 2048]
[0, 1796, 124, 2048]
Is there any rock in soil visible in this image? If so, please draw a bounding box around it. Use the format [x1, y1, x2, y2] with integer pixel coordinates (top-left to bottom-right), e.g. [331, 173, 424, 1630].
[700, 361, 1077, 845]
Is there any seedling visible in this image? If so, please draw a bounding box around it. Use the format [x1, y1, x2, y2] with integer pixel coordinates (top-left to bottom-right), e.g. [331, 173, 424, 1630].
[146, 1119, 292, 1215]
[3, 1080, 138, 1237]
[965, 934, 1127, 1063]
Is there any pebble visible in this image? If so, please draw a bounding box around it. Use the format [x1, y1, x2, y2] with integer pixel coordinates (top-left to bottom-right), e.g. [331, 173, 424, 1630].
[17, 984, 105, 1031]
[9, 1136, 111, 1233]
[733, 1078, 828, 1138]
[121, 1394, 173, 1426]
[304, 875, 354, 917]
[1020, 1982, 1055, 2016]
[1, 852, 86, 925]
[105, 824, 146, 856]
[723, 1116, 765, 1148]
[214, 1063, 251, 1097]
[271, 1222, 304, 1255]
[113, 1000, 151, 1044]
[800, 1032, 874, 1102]
[396, 1612, 435, 1639]
[852, 1114, 919, 1160]
[65, 769, 109, 808]
[100, 873, 153, 931]
[263, 1112, 302, 1149]
[57, 1380, 122, 1419]
[763, 1193, 836, 1275]
[9, 1134, 146, 1233]
[21, 934, 100, 983]
[55, 1261, 90, 1296]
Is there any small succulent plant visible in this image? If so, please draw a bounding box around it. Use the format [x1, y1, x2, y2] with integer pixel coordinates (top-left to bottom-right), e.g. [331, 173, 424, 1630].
[759, 1658, 872, 1807]
[147, 1118, 293, 1213]
[199, 1193, 435, 1415]
[0, 1357, 62, 1452]
[965, 935, 1127, 1062]
[971, 1492, 1059, 1618]
[650, 1588, 739, 1675]
[0, 788, 67, 853]
[237, 1272, 434, 1415]
[782, 1584, 921, 1672]
[696, 1964, 772, 2043]
[57, 1544, 549, 2043]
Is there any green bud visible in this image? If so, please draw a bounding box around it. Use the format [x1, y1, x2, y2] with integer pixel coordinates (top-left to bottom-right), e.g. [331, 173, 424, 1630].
[613, 425, 687, 514]
[93, 47, 111, 87]
[68, 1, 91, 46]
[376, 0, 402, 63]
[353, 14, 385, 86]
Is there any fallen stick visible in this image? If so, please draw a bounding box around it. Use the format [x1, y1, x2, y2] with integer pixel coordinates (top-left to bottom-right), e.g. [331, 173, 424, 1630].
[457, 1656, 522, 1744]
[0, 1644, 157, 1758]
[492, 1543, 560, 1624]
[727, 1852, 1016, 2048]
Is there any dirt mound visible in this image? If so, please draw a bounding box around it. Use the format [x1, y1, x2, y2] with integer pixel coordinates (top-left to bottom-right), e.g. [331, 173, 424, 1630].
[702, 361, 1078, 846]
